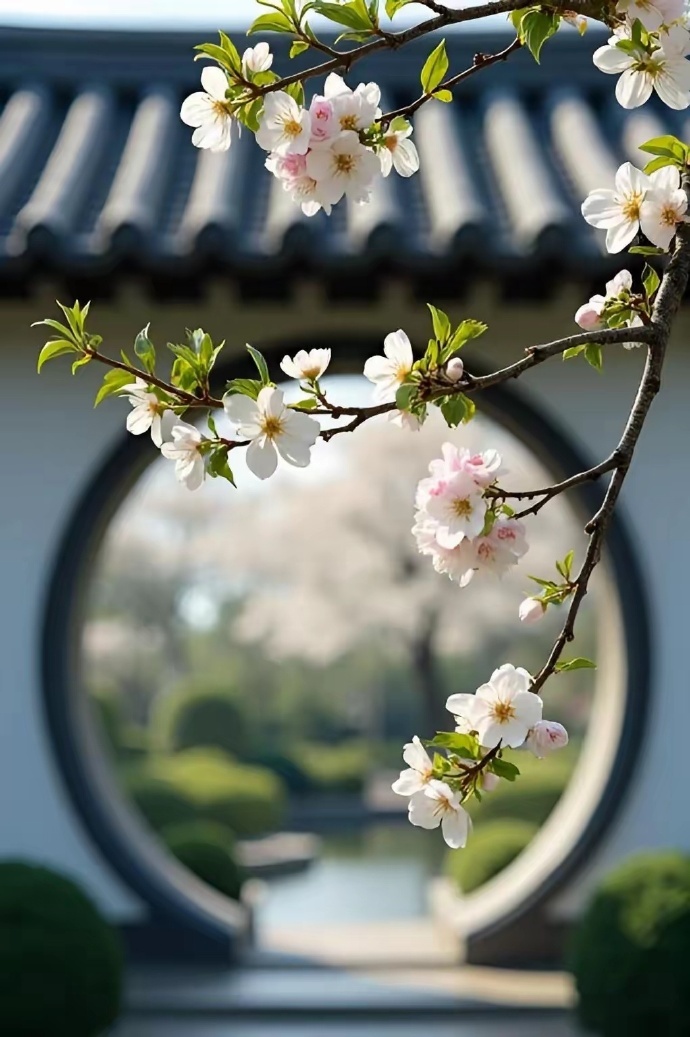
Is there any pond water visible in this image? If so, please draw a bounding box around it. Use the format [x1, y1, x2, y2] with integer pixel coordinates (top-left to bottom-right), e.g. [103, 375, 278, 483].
[256, 823, 447, 930]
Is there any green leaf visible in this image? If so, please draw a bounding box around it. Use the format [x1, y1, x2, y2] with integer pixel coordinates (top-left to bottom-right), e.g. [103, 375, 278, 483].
[71, 354, 92, 375]
[249, 11, 294, 33]
[629, 243, 666, 255]
[420, 39, 449, 95]
[557, 549, 575, 581]
[386, 0, 411, 15]
[584, 343, 603, 371]
[439, 393, 475, 428]
[246, 343, 271, 385]
[94, 367, 135, 407]
[520, 9, 559, 62]
[638, 134, 688, 161]
[509, 7, 529, 31]
[426, 732, 478, 754]
[555, 657, 597, 672]
[433, 89, 453, 103]
[290, 39, 310, 57]
[642, 155, 676, 175]
[443, 318, 487, 359]
[225, 377, 263, 400]
[427, 303, 451, 345]
[291, 397, 319, 411]
[312, 1, 373, 30]
[37, 339, 79, 371]
[207, 446, 236, 486]
[642, 262, 660, 301]
[563, 345, 586, 360]
[32, 317, 77, 343]
[491, 758, 521, 782]
[395, 383, 416, 411]
[134, 323, 156, 374]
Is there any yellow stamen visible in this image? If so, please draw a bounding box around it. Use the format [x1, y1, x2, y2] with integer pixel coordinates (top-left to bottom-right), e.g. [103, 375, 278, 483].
[334, 153, 356, 174]
[261, 415, 284, 438]
[621, 191, 643, 221]
[340, 114, 358, 130]
[452, 498, 473, 518]
[491, 700, 516, 724]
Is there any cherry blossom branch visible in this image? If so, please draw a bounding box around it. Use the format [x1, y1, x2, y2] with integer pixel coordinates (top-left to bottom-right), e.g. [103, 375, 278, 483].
[531, 216, 690, 693]
[380, 36, 523, 124]
[242, 0, 599, 100]
[82, 345, 221, 407]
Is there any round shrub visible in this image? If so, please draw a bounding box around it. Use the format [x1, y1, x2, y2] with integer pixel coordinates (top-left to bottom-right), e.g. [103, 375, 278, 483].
[248, 751, 314, 795]
[162, 821, 244, 901]
[445, 819, 538, 894]
[152, 681, 247, 758]
[469, 752, 573, 827]
[124, 772, 198, 833]
[0, 861, 122, 1036]
[572, 852, 690, 1037]
[138, 749, 286, 838]
[296, 741, 370, 794]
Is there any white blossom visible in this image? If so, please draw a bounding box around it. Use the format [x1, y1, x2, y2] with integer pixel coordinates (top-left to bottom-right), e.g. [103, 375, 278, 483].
[256, 91, 311, 156]
[280, 348, 331, 381]
[363, 329, 414, 402]
[519, 596, 546, 624]
[391, 736, 434, 796]
[581, 162, 651, 253]
[320, 73, 381, 133]
[447, 666, 543, 750]
[593, 26, 690, 109]
[617, 0, 685, 32]
[160, 421, 206, 491]
[524, 720, 569, 758]
[305, 130, 381, 205]
[416, 474, 487, 547]
[379, 122, 420, 178]
[223, 385, 320, 481]
[407, 781, 470, 849]
[180, 66, 235, 152]
[265, 152, 332, 217]
[640, 164, 689, 249]
[121, 378, 175, 447]
[242, 42, 273, 74]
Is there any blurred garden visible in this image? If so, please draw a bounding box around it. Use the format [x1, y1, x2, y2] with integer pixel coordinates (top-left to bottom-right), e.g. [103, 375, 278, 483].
[80, 385, 598, 931]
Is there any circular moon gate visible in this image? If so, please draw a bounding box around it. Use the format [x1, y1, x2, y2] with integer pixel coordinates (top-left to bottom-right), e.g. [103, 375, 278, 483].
[41, 334, 651, 964]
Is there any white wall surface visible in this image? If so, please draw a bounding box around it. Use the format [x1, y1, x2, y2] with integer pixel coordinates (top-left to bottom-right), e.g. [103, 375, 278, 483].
[1, 280, 688, 920]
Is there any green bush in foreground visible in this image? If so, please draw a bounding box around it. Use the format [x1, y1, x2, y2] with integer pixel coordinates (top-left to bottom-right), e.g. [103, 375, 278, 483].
[572, 852, 690, 1037]
[162, 821, 244, 901]
[445, 819, 538, 894]
[0, 861, 122, 1036]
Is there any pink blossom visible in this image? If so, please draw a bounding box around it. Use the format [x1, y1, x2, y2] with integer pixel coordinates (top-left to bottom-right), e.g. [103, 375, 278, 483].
[445, 358, 464, 382]
[574, 301, 605, 331]
[524, 720, 569, 758]
[309, 98, 337, 144]
[427, 443, 502, 489]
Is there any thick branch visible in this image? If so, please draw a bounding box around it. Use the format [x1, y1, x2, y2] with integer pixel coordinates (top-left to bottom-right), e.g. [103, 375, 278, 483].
[531, 220, 690, 693]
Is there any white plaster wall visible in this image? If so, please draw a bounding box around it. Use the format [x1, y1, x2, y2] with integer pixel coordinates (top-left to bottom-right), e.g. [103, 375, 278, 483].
[1, 279, 688, 920]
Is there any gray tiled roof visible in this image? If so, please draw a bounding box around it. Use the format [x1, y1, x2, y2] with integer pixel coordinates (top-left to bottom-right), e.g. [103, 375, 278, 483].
[0, 25, 685, 291]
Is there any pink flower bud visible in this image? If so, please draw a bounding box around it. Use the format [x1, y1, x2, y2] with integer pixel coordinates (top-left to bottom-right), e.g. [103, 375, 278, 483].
[445, 357, 464, 382]
[525, 720, 569, 759]
[574, 303, 603, 331]
[481, 771, 500, 792]
[519, 597, 545, 624]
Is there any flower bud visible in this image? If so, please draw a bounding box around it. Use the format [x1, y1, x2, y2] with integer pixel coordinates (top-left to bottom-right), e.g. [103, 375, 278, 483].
[574, 303, 603, 331]
[524, 720, 569, 759]
[445, 357, 464, 383]
[519, 597, 546, 624]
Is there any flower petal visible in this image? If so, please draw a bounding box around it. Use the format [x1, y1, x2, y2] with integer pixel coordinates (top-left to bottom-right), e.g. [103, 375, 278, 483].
[246, 437, 279, 480]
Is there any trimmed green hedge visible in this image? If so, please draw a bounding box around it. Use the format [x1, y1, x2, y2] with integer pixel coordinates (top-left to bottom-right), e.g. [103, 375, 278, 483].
[0, 861, 122, 1036]
[124, 773, 199, 833]
[162, 821, 244, 901]
[152, 681, 247, 757]
[468, 750, 574, 827]
[445, 819, 538, 894]
[572, 852, 690, 1037]
[295, 741, 370, 794]
[131, 749, 286, 838]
